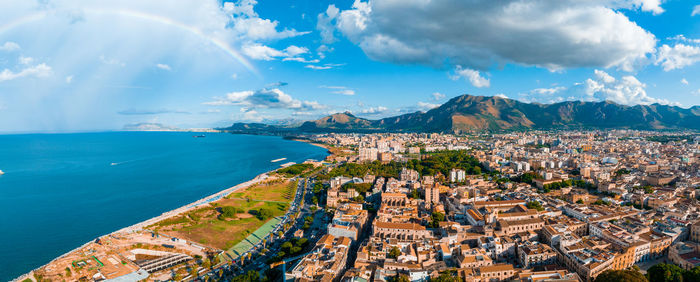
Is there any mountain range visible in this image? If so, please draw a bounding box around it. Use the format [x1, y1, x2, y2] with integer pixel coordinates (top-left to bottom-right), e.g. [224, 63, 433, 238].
[218, 95, 700, 134]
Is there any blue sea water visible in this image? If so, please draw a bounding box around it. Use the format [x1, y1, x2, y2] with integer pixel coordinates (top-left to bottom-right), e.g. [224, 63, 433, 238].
[0, 132, 328, 281]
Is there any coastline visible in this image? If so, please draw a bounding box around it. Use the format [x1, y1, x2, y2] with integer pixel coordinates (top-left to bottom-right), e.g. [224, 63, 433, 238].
[13, 136, 331, 281]
[14, 170, 272, 282]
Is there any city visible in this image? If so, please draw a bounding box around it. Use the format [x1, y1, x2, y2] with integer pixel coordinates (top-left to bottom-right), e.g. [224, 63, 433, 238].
[22, 130, 700, 282]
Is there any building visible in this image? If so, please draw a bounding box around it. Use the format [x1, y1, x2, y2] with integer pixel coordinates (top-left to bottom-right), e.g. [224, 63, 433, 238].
[288, 234, 351, 281]
[518, 241, 557, 269]
[328, 203, 369, 241]
[425, 184, 440, 205]
[449, 169, 466, 183]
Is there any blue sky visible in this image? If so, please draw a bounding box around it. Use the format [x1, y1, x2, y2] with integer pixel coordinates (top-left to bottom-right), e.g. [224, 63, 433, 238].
[0, 0, 699, 132]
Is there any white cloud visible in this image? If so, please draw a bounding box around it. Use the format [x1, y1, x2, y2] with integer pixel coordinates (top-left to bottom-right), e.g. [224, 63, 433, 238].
[317, 5, 340, 44]
[495, 93, 508, 99]
[655, 44, 700, 71]
[242, 44, 308, 61]
[66, 75, 74, 84]
[681, 78, 688, 85]
[530, 86, 567, 96]
[282, 57, 320, 63]
[669, 35, 700, 44]
[520, 69, 678, 106]
[156, 63, 172, 71]
[451, 66, 490, 88]
[333, 89, 355, 95]
[320, 85, 355, 95]
[0, 63, 52, 82]
[231, 73, 238, 79]
[693, 5, 700, 16]
[629, 0, 665, 15]
[204, 87, 325, 111]
[360, 106, 387, 114]
[18, 56, 33, 65]
[224, 0, 310, 40]
[99, 55, 126, 67]
[417, 101, 440, 111]
[305, 63, 344, 70]
[0, 41, 20, 52]
[331, 0, 657, 72]
[431, 92, 445, 101]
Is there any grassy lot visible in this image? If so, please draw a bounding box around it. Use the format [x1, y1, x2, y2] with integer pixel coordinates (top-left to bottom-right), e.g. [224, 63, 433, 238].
[227, 180, 297, 202]
[151, 180, 296, 250]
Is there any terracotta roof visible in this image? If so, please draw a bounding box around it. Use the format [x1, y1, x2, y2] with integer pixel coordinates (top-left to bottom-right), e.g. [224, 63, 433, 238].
[375, 221, 426, 231]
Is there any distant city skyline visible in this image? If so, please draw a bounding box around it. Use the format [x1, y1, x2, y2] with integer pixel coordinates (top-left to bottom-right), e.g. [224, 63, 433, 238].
[1, 0, 699, 132]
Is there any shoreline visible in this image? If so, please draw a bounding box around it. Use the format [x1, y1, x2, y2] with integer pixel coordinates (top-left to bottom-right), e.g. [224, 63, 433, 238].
[13, 137, 331, 281]
[14, 170, 272, 282]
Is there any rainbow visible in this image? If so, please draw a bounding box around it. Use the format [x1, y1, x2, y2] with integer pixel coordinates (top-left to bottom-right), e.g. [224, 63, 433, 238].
[0, 7, 259, 76]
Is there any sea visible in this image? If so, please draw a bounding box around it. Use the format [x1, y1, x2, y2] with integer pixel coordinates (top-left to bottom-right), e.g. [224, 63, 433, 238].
[0, 132, 328, 281]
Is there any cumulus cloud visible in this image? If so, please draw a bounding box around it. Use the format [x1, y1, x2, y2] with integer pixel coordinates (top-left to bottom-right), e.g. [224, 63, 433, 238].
[431, 92, 445, 101]
[520, 70, 678, 106]
[417, 101, 440, 110]
[693, 5, 700, 16]
[0, 63, 52, 82]
[655, 44, 700, 71]
[320, 85, 355, 95]
[359, 106, 388, 114]
[681, 78, 688, 85]
[224, 0, 310, 40]
[0, 42, 20, 52]
[329, 0, 657, 71]
[317, 5, 340, 44]
[451, 66, 490, 88]
[156, 63, 172, 71]
[204, 87, 325, 111]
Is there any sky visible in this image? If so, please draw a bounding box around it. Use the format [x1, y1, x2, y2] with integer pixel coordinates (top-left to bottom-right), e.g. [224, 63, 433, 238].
[0, 0, 699, 132]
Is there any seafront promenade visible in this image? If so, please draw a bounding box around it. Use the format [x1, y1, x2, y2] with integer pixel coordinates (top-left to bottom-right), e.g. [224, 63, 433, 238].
[13, 171, 272, 282]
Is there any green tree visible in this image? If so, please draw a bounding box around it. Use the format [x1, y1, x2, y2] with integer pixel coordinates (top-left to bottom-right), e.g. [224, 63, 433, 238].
[684, 266, 700, 281]
[526, 201, 544, 211]
[431, 272, 460, 282]
[232, 270, 261, 282]
[430, 211, 446, 228]
[594, 269, 647, 282]
[388, 246, 401, 259]
[647, 263, 684, 282]
[257, 208, 273, 220]
[576, 199, 584, 204]
[220, 206, 237, 218]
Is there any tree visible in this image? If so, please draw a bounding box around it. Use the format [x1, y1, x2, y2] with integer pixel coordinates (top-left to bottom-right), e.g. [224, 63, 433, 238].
[232, 270, 261, 282]
[684, 266, 700, 281]
[430, 211, 446, 228]
[221, 206, 237, 218]
[257, 208, 273, 220]
[388, 246, 401, 259]
[526, 201, 544, 211]
[389, 274, 410, 282]
[594, 269, 647, 282]
[576, 199, 584, 204]
[647, 263, 684, 282]
[431, 272, 460, 282]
